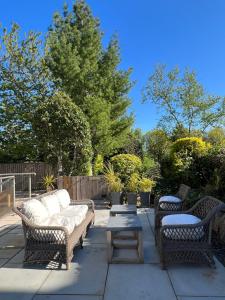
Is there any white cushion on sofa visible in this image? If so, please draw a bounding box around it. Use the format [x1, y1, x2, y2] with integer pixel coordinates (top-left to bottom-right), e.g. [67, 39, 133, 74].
[162, 214, 204, 240]
[159, 195, 181, 210]
[41, 194, 61, 217]
[54, 189, 71, 210]
[48, 214, 75, 234]
[60, 205, 88, 227]
[22, 199, 49, 225]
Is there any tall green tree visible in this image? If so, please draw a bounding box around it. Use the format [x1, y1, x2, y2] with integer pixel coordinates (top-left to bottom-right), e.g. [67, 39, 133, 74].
[0, 24, 53, 161]
[143, 65, 225, 133]
[33, 92, 93, 175]
[45, 0, 133, 158]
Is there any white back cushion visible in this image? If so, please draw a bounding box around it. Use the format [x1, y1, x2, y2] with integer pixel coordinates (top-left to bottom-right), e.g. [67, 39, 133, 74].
[54, 189, 71, 210]
[22, 199, 49, 225]
[162, 214, 204, 240]
[41, 194, 61, 217]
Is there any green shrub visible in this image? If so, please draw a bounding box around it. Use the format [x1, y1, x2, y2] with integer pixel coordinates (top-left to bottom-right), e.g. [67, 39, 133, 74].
[170, 137, 211, 175]
[139, 177, 155, 192]
[110, 154, 142, 183]
[93, 154, 104, 175]
[104, 163, 123, 192]
[126, 173, 140, 192]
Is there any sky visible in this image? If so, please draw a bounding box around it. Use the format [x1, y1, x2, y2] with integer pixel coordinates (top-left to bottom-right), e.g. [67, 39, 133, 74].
[1, 0, 225, 132]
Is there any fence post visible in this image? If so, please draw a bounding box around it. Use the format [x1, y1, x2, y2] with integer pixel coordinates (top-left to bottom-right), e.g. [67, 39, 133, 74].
[0, 178, 2, 192]
[28, 174, 32, 199]
[12, 176, 15, 206]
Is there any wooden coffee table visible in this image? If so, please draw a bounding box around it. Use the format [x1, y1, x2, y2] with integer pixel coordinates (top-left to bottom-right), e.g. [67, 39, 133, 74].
[110, 204, 137, 216]
[106, 214, 143, 263]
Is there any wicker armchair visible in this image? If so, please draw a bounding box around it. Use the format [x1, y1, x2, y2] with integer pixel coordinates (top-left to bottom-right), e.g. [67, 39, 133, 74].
[155, 184, 191, 212]
[13, 195, 95, 270]
[155, 196, 225, 269]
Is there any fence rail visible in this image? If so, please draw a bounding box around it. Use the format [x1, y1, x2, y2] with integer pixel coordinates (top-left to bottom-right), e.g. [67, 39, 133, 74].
[0, 163, 55, 191]
[0, 176, 15, 217]
[58, 176, 108, 201]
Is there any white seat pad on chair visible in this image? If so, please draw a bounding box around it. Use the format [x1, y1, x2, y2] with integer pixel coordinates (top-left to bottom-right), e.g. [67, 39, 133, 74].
[162, 214, 204, 240]
[159, 195, 181, 210]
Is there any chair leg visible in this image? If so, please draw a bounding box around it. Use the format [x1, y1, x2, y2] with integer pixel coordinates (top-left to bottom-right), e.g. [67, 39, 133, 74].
[79, 236, 84, 249]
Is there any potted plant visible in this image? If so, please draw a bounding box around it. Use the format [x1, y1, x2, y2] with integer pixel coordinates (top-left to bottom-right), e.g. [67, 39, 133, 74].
[104, 164, 123, 205]
[139, 177, 155, 207]
[126, 173, 140, 205]
[43, 174, 56, 192]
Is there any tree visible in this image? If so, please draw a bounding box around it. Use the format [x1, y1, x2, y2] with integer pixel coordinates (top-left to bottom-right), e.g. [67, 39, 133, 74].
[0, 24, 53, 162]
[206, 127, 225, 148]
[143, 65, 225, 133]
[120, 128, 144, 158]
[143, 129, 171, 163]
[32, 92, 93, 175]
[45, 0, 133, 158]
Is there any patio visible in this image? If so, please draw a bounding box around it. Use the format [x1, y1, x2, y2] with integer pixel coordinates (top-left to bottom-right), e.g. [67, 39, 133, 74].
[0, 207, 225, 300]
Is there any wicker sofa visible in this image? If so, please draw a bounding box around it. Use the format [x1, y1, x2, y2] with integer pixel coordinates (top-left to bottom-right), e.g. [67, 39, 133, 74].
[13, 189, 95, 269]
[155, 196, 225, 269]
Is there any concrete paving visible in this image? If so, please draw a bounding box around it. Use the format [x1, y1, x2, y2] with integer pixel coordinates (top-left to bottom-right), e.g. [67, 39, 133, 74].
[0, 207, 225, 300]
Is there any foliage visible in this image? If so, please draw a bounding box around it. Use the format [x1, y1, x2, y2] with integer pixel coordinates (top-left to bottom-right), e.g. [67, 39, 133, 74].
[205, 127, 225, 149]
[93, 154, 104, 175]
[104, 163, 123, 192]
[143, 129, 171, 163]
[139, 177, 155, 192]
[141, 156, 160, 178]
[126, 173, 140, 193]
[43, 174, 56, 191]
[143, 65, 225, 133]
[0, 23, 53, 162]
[32, 91, 93, 175]
[110, 154, 142, 184]
[121, 129, 144, 158]
[45, 0, 133, 158]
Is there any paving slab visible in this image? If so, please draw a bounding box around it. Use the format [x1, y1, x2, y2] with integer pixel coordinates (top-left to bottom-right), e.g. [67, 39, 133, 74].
[39, 245, 108, 296]
[84, 228, 106, 245]
[168, 259, 225, 297]
[0, 267, 51, 300]
[143, 240, 160, 264]
[0, 248, 22, 259]
[178, 297, 225, 300]
[93, 210, 110, 227]
[104, 264, 176, 300]
[6, 248, 24, 264]
[0, 232, 25, 248]
[34, 296, 102, 300]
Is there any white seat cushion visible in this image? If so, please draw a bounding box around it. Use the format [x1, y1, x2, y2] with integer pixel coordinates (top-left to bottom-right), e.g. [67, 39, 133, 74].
[40, 194, 61, 217]
[54, 189, 71, 210]
[162, 214, 204, 240]
[159, 195, 181, 210]
[60, 205, 88, 227]
[22, 199, 49, 225]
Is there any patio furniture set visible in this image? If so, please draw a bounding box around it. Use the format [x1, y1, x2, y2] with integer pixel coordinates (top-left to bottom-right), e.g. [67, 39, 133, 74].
[13, 185, 225, 270]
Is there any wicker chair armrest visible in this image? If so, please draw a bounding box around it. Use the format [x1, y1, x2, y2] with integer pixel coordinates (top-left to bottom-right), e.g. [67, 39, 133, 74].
[70, 199, 95, 212]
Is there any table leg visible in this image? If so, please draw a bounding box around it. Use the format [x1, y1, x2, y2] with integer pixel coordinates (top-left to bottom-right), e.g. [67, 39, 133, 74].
[107, 231, 113, 263]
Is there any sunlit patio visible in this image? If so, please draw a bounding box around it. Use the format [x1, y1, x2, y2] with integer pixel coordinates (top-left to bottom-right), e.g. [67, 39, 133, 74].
[0, 207, 225, 300]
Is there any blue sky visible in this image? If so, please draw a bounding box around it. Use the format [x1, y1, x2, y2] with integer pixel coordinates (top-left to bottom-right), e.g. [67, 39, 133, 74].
[1, 0, 225, 132]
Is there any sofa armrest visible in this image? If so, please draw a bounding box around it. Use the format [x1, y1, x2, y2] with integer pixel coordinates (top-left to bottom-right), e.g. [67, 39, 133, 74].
[70, 199, 95, 212]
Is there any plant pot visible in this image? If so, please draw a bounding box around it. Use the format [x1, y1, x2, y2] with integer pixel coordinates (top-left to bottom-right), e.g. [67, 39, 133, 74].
[110, 192, 122, 205]
[140, 192, 151, 207]
[127, 192, 137, 205]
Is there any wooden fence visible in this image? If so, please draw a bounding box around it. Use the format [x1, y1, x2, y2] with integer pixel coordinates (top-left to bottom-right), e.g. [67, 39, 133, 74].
[58, 176, 108, 201]
[0, 162, 55, 191]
